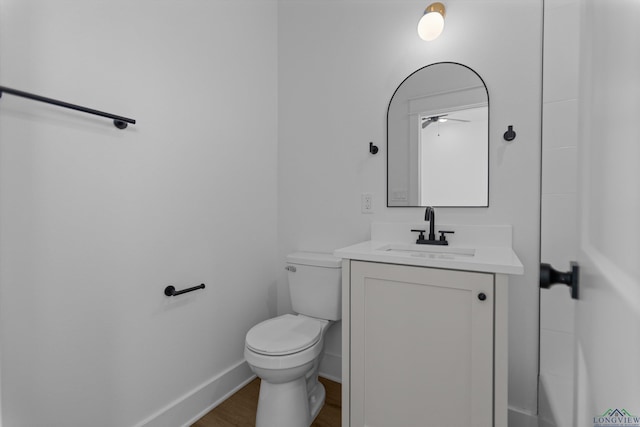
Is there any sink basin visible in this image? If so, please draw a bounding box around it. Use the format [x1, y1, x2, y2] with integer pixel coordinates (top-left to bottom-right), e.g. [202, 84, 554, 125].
[334, 224, 524, 274]
[375, 243, 476, 257]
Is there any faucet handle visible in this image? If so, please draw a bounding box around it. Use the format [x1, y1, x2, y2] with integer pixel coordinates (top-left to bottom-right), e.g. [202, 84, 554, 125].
[438, 230, 455, 244]
[411, 229, 427, 243]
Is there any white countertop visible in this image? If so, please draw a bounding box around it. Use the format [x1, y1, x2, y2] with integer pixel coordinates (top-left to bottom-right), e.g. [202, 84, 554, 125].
[334, 239, 524, 275]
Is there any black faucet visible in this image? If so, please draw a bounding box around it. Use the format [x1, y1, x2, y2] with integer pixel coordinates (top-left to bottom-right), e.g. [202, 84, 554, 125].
[424, 206, 436, 241]
[411, 206, 455, 245]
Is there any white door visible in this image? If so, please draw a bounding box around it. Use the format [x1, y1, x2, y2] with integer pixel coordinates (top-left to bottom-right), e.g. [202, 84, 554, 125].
[574, 1, 640, 425]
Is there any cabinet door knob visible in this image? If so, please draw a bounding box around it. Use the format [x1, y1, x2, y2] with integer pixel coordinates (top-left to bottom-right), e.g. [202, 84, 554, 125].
[478, 293, 487, 301]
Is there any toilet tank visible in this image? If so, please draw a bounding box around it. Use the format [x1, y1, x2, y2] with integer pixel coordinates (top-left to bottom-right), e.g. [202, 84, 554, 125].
[286, 252, 342, 321]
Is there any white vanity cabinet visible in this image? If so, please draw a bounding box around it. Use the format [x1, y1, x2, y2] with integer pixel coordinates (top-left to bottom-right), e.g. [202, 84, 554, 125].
[341, 260, 510, 427]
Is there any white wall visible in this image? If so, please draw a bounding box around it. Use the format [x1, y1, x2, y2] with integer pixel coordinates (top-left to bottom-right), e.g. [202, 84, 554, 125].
[0, 1, 278, 426]
[278, 0, 543, 414]
[539, 0, 580, 426]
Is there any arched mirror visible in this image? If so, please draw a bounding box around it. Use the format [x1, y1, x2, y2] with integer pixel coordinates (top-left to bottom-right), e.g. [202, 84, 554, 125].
[387, 62, 489, 207]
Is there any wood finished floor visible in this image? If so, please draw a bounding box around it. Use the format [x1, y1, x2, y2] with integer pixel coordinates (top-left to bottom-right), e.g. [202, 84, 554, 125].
[191, 376, 341, 427]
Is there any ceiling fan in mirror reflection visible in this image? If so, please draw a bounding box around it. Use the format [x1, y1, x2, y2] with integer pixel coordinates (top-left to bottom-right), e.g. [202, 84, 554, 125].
[421, 114, 470, 129]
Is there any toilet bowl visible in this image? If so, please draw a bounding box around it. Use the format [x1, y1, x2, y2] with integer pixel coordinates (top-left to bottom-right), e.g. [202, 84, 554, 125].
[244, 252, 341, 427]
[245, 314, 331, 427]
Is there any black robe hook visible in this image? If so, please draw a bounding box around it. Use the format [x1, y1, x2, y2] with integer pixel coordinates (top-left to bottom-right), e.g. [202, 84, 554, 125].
[503, 125, 516, 142]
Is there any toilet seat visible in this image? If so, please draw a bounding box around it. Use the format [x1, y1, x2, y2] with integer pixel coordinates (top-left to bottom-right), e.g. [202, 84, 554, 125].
[246, 314, 323, 356]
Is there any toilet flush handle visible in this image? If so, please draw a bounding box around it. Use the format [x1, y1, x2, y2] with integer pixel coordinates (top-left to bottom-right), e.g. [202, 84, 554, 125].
[285, 266, 297, 272]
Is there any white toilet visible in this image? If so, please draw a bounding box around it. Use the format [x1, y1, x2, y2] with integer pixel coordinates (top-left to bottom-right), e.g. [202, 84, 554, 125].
[244, 252, 342, 427]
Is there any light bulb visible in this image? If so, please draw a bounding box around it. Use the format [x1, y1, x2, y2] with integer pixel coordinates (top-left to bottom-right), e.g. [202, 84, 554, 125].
[417, 3, 446, 41]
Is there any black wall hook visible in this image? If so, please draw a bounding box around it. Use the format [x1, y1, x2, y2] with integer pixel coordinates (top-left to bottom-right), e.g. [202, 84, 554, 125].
[503, 125, 516, 141]
[369, 142, 379, 155]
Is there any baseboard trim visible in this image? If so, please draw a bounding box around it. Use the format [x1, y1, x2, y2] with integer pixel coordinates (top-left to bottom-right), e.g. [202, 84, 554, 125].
[508, 406, 539, 427]
[318, 351, 342, 383]
[135, 360, 255, 427]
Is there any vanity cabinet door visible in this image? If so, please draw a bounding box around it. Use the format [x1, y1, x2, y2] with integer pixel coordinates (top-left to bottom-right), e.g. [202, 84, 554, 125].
[350, 261, 494, 427]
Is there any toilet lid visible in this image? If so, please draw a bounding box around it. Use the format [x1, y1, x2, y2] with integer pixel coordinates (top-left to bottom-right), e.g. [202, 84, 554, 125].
[246, 314, 323, 356]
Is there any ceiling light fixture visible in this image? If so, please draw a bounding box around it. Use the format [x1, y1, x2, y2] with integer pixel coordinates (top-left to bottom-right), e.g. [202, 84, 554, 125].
[417, 2, 446, 41]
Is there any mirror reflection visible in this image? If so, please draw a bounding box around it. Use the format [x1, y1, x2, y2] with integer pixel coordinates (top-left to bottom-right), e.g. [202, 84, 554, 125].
[387, 62, 489, 207]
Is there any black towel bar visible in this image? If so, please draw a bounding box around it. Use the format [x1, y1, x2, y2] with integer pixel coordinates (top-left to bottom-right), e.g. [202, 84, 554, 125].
[0, 85, 136, 129]
[164, 284, 205, 297]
